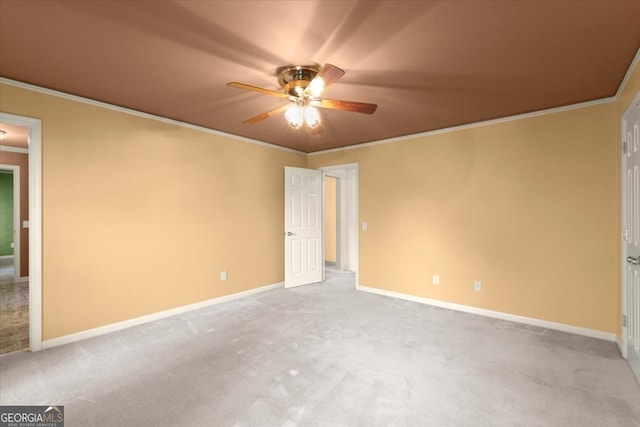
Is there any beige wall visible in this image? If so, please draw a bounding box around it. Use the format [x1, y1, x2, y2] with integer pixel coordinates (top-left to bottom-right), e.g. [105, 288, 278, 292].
[0, 150, 28, 277]
[0, 83, 306, 340]
[1, 56, 638, 341]
[325, 176, 337, 262]
[310, 101, 620, 334]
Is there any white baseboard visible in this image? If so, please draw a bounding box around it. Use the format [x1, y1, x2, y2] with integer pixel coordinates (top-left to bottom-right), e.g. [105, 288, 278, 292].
[42, 282, 284, 350]
[357, 284, 616, 342]
[616, 336, 624, 356]
[16, 276, 29, 283]
[0, 255, 14, 260]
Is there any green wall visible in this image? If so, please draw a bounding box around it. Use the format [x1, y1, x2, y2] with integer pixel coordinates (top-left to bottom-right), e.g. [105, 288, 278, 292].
[0, 173, 14, 256]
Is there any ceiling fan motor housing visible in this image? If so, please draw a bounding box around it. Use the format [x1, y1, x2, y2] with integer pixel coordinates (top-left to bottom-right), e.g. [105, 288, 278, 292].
[278, 66, 319, 97]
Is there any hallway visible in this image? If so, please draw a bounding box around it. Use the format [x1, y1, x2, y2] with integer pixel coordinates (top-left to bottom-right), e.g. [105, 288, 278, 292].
[0, 257, 29, 354]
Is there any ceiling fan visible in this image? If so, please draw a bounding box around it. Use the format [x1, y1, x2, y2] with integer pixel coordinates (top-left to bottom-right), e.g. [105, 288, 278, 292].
[227, 63, 377, 130]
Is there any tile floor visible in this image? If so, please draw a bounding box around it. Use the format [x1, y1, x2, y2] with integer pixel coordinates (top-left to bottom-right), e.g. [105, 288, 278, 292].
[0, 257, 29, 354]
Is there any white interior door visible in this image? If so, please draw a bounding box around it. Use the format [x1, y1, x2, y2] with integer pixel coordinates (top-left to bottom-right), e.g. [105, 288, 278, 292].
[623, 96, 640, 383]
[284, 166, 323, 288]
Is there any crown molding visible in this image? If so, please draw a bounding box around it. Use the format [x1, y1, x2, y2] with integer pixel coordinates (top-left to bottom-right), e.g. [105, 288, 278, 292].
[0, 78, 306, 155]
[3, 43, 638, 160]
[0, 144, 29, 154]
[616, 47, 640, 98]
[309, 96, 616, 156]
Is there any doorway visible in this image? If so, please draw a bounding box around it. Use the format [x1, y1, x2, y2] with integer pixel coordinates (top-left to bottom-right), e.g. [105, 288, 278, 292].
[283, 163, 359, 289]
[0, 112, 42, 352]
[0, 166, 20, 285]
[1, 147, 27, 354]
[320, 163, 359, 286]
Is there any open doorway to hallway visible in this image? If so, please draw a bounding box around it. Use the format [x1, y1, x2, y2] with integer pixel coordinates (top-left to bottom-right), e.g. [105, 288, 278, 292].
[322, 164, 359, 284]
[0, 122, 30, 354]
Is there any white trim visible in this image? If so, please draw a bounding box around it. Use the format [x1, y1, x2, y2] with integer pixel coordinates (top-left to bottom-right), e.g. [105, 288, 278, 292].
[0, 255, 13, 259]
[310, 97, 616, 156]
[321, 171, 328, 277]
[357, 285, 616, 342]
[0, 164, 20, 282]
[0, 78, 305, 155]
[350, 167, 359, 285]
[616, 48, 640, 98]
[42, 282, 283, 350]
[616, 336, 624, 355]
[0, 112, 42, 352]
[0, 145, 29, 154]
[12, 165, 20, 283]
[621, 106, 629, 358]
[28, 118, 42, 352]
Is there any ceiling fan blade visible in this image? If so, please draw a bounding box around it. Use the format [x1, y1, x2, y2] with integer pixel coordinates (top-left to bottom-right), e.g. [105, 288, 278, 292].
[316, 63, 345, 87]
[314, 98, 377, 114]
[228, 82, 292, 100]
[243, 104, 290, 125]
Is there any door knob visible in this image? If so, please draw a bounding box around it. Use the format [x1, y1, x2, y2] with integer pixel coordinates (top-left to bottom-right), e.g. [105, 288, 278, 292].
[627, 256, 639, 265]
[286, 231, 295, 236]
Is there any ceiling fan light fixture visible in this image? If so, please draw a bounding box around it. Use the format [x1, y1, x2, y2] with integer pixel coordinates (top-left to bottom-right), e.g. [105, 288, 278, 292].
[285, 105, 303, 128]
[228, 63, 376, 129]
[304, 106, 320, 128]
[307, 77, 325, 97]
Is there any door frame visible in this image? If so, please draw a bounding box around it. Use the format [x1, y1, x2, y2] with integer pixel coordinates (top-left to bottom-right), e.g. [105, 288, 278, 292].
[319, 163, 359, 286]
[0, 112, 42, 352]
[621, 90, 640, 359]
[0, 164, 20, 283]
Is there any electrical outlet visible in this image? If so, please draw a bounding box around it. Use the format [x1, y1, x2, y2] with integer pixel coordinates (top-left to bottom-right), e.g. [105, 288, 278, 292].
[432, 274, 440, 285]
[474, 280, 482, 291]
[220, 271, 228, 281]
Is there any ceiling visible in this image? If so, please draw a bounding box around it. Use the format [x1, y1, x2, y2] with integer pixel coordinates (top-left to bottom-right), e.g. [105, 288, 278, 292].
[1, 1, 639, 153]
[0, 123, 28, 149]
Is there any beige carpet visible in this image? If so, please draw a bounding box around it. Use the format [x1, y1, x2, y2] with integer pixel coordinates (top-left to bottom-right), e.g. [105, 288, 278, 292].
[1, 269, 639, 426]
